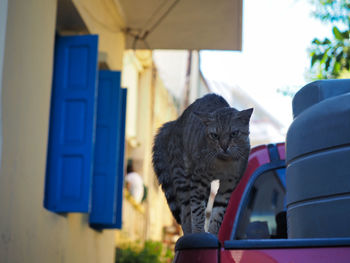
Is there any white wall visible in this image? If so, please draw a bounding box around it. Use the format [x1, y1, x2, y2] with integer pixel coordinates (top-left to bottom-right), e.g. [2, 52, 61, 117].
[0, 1, 115, 262]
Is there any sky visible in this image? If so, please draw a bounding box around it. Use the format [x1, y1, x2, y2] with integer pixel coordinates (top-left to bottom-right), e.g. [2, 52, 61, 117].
[200, 0, 333, 129]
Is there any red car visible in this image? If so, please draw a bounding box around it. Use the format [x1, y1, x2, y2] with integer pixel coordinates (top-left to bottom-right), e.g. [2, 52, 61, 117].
[174, 143, 350, 263]
[174, 79, 350, 263]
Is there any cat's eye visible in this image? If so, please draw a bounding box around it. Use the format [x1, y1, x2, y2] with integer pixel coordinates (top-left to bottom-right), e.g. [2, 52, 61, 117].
[230, 130, 240, 138]
[209, 132, 219, 140]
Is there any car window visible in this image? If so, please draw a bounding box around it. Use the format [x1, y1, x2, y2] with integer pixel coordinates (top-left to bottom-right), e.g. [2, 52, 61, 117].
[235, 168, 286, 239]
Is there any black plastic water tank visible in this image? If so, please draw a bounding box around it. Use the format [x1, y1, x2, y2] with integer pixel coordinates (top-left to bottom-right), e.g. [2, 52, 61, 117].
[292, 79, 350, 118]
[286, 79, 350, 238]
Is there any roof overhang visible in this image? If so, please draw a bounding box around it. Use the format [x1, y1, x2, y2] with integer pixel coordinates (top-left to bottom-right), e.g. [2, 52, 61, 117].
[115, 0, 243, 50]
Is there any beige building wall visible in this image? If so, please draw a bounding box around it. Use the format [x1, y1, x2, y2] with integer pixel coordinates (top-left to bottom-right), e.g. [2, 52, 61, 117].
[122, 51, 142, 145]
[148, 73, 178, 240]
[0, 0, 116, 262]
[73, 0, 125, 70]
[116, 51, 178, 243]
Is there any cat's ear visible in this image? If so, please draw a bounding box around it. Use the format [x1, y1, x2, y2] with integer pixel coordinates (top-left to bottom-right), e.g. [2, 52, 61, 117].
[192, 111, 214, 126]
[237, 108, 253, 124]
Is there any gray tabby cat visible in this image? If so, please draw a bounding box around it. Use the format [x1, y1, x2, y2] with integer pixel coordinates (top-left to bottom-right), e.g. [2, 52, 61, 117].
[152, 94, 253, 235]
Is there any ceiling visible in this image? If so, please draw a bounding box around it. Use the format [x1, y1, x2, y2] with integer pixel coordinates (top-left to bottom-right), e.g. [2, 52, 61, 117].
[116, 0, 243, 50]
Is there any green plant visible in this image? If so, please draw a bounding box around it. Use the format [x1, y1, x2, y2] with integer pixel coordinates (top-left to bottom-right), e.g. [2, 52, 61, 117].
[308, 0, 350, 79]
[310, 26, 350, 79]
[116, 240, 174, 263]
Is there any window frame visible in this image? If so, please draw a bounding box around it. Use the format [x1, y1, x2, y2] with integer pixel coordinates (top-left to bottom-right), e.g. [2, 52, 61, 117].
[230, 150, 285, 240]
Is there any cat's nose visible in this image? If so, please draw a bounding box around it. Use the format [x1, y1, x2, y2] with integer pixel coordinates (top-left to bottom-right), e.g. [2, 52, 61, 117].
[221, 145, 228, 152]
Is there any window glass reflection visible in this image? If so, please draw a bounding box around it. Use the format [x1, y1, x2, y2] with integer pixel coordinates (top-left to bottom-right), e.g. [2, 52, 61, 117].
[235, 168, 286, 239]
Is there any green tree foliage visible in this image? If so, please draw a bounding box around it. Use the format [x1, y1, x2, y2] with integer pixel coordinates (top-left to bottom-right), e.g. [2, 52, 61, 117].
[310, 0, 350, 22]
[309, 0, 350, 79]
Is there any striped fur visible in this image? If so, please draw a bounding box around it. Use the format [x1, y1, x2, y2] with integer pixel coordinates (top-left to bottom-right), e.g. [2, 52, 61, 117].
[152, 94, 252, 235]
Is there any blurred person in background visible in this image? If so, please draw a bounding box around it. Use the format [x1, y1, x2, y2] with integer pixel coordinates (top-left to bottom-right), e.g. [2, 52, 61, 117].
[125, 159, 145, 203]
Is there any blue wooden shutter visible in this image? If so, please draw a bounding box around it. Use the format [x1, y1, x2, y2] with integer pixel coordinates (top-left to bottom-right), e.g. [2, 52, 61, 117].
[44, 35, 98, 212]
[89, 71, 127, 229]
